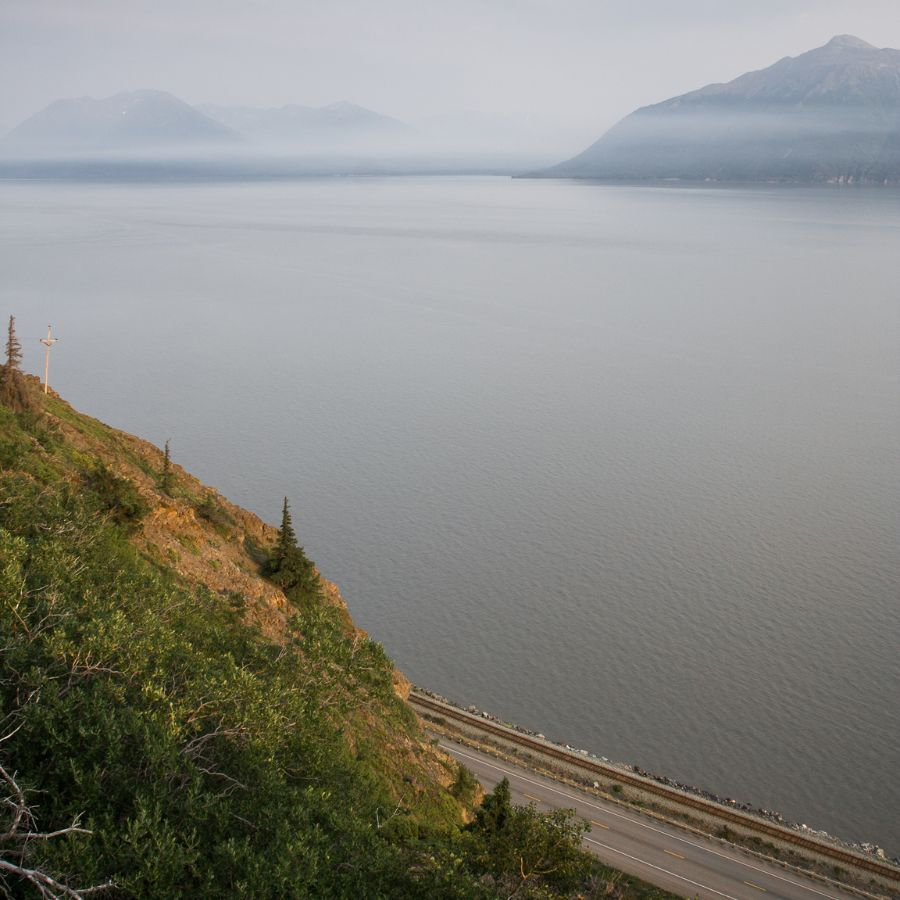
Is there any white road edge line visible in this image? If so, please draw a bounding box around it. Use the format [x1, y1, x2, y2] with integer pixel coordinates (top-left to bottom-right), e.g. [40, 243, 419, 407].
[584, 835, 740, 900]
[445, 744, 845, 900]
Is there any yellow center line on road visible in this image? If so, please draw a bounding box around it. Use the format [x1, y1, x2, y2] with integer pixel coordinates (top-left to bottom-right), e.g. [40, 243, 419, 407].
[590, 820, 610, 829]
[744, 882, 767, 892]
[664, 849, 684, 859]
[584, 836, 740, 900]
[524, 793, 541, 802]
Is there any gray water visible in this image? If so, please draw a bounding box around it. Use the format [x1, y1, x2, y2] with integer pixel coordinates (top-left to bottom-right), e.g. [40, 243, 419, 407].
[3, 177, 898, 855]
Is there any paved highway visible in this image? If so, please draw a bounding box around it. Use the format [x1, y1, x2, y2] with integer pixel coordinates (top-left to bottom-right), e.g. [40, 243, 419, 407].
[440, 740, 866, 900]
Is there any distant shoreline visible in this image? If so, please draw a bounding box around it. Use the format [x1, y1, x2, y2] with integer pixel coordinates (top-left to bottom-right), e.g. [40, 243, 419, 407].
[2, 161, 898, 187]
[0, 157, 541, 182]
[515, 172, 900, 188]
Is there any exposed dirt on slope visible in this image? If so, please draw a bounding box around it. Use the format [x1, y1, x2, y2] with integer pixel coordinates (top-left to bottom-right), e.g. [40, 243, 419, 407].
[44, 390, 349, 641]
[36, 388, 466, 821]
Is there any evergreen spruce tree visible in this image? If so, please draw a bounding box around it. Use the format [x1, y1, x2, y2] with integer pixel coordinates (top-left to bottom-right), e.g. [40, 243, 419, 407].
[271, 496, 297, 570]
[264, 497, 318, 597]
[5, 315, 22, 372]
[472, 777, 512, 834]
[160, 439, 174, 493]
[0, 315, 33, 413]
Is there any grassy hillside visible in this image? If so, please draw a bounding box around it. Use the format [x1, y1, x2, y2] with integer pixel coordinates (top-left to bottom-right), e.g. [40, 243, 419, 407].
[0, 373, 673, 898]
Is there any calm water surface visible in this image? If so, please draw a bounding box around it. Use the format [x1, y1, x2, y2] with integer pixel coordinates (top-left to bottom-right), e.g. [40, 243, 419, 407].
[3, 177, 898, 854]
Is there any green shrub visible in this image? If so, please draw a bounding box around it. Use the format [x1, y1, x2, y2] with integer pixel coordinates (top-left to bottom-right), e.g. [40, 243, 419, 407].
[0, 438, 22, 468]
[84, 463, 149, 525]
[450, 764, 480, 804]
[463, 778, 594, 897]
[195, 493, 234, 534]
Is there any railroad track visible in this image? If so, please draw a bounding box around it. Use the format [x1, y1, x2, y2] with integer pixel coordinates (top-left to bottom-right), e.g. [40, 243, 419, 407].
[410, 691, 900, 885]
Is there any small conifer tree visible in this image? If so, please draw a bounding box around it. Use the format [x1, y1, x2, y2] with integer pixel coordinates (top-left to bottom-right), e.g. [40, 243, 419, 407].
[270, 496, 298, 571]
[0, 315, 33, 412]
[5, 315, 22, 372]
[472, 777, 512, 833]
[264, 497, 318, 597]
[160, 439, 174, 493]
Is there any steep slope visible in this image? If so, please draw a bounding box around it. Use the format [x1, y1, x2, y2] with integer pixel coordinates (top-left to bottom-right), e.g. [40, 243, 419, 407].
[540, 35, 900, 183]
[1, 90, 240, 156]
[1, 374, 650, 898]
[0, 379, 473, 896]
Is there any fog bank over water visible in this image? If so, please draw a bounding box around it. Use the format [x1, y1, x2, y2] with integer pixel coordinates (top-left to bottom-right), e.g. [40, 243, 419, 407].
[4, 177, 898, 855]
[0, 89, 561, 175]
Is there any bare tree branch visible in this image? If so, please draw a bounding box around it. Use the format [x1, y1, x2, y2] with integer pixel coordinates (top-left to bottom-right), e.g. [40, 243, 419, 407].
[0, 758, 113, 899]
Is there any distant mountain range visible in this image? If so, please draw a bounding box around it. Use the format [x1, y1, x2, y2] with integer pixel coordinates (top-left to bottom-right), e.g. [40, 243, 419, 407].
[537, 35, 900, 184]
[0, 91, 411, 157]
[2, 90, 240, 155]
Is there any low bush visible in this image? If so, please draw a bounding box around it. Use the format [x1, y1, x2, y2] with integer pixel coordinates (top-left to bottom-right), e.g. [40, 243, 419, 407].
[85, 463, 149, 525]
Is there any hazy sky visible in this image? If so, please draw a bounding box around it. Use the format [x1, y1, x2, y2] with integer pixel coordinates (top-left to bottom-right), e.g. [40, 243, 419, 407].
[3, 0, 900, 152]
